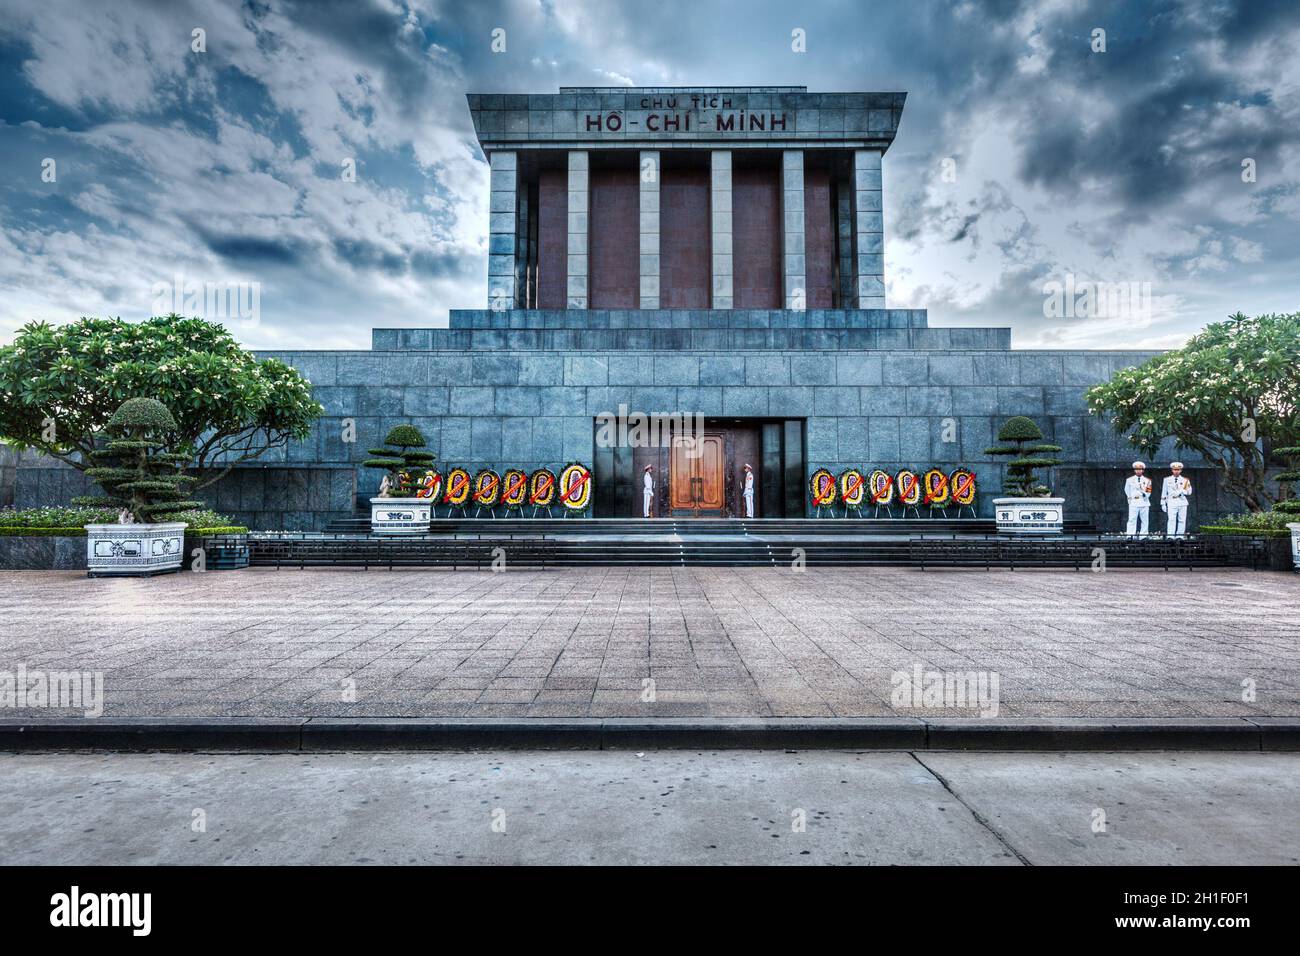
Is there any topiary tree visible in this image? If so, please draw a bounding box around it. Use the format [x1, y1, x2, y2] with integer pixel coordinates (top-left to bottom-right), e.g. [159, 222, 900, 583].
[1271, 444, 1300, 520]
[984, 416, 1062, 497]
[0, 314, 323, 490]
[74, 398, 204, 524]
[364, 424, 435, 497]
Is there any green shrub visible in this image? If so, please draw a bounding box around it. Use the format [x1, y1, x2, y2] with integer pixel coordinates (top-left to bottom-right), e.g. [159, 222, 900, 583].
[1198, 525, 1292, 538]
[0, 505, 241, 534]
[0, 506, 117, 527]
[1199, 511, 1295, 534]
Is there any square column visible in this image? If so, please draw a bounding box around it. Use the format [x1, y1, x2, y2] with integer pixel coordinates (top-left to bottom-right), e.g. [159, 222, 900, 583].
[566, 150, 589, 309]
[639, 150, 660, 310]
[782, 150, 805, 310]
[835, 177, 853, 308]
[487, 151, 517, 310]
[710, 151, 732, 309]
[853, 149, 884, 308]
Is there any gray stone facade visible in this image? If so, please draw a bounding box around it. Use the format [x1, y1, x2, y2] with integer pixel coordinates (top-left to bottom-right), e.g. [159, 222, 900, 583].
[2, 308, 1235, 531]
[221, 307, 1223, 530]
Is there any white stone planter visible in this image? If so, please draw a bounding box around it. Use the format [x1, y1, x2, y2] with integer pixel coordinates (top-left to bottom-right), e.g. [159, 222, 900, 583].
[1289, 524, 1300, 572]
[369, 497, 432, 535]
[85, 522, 188, 577]
[993, 497, 1065, 534]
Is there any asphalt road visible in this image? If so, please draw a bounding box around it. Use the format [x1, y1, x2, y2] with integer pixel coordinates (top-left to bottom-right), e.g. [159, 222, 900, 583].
[1, 750, 1295, 865]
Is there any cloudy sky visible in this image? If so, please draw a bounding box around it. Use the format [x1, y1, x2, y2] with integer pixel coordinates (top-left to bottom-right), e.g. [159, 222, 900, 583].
[1, 0, 1297, 350]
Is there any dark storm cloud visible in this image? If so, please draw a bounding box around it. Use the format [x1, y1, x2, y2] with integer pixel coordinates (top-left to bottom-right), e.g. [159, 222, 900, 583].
[202, 233, 305, 266]
[0, 0, 1296, 348]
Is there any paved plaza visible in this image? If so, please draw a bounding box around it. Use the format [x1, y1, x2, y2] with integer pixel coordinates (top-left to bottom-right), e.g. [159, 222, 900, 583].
[2, 567, 1296, 719]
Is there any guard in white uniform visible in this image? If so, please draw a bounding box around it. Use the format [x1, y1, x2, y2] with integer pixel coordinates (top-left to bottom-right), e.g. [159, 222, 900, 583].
[1161, 461, 1192, 536]
[642, 465, 655, 518]
[1123, 461, 1152, 536]
[742, 463, 755, 518]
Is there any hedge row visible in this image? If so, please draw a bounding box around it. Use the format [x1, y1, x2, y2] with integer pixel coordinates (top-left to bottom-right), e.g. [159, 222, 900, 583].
[1198, 525, 1293, 539]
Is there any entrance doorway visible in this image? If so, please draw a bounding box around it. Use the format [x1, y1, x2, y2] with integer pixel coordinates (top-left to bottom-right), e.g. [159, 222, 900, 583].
[593, 417, 806, 519]
[669, 433, 725, 516]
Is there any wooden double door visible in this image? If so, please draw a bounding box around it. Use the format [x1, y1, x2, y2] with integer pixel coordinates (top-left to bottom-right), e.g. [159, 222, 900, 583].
[669, 433, 726, 516]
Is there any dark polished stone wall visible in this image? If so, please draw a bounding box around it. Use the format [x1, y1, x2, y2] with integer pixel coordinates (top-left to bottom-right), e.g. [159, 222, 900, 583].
[660, 156, 711, 309]
[732, 155, 782, 309]
[589, 155, 639, 308]
[536, 167, 568, 309]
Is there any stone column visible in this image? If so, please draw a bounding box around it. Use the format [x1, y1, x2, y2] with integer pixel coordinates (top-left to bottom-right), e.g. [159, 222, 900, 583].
[710, 151, 733, 309]
[566, 150, 589, 309]
[782, 150, 805, 310]
[853, 149, 884, 308]
[639, 151, 660, 310]
[488, 151, 517, 310]
[835, 178, 853, 308]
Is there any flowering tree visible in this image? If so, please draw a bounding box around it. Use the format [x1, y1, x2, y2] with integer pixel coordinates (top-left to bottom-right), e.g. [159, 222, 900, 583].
[0, 315, 323, 490]
[1086, 312, 1300, 511]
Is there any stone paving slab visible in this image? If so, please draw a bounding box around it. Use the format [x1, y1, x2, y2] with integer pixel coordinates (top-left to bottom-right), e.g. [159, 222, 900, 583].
[2, 750, 1296, 864]
[0, 567, 1296, 719]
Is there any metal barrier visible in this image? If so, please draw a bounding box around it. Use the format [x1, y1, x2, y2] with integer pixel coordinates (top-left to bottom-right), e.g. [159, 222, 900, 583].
[910, 534, 1244, 571]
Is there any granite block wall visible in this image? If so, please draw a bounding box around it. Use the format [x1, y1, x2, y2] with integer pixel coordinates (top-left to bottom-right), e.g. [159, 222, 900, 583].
[252, 341, 1231, 530]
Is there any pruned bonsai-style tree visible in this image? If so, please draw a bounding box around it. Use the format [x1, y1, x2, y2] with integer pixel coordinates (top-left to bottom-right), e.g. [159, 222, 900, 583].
[74, 398, 204, 524]
[984, 416, 1062, 497]
[364, 424, 435, 497]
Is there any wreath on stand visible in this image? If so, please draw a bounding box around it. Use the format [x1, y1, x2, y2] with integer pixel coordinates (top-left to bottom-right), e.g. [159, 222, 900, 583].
[443, 467, 471, 516]
[529, 468, 556, 517]
[950, 468, 977, 517]
[414, 470, 442, 516]
[868, 469, 894, 517]
[472, 469, 501, 517]
[922, 467, 951, 516]
[501, 469, 528, 516]
[896, 469, 922, 517]
[809, 468, 837, 518]
[559, 462, 592, 515]
[840, 468, 865, 516]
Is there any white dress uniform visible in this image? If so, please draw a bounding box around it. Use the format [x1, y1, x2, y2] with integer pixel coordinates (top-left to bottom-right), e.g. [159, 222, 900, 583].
[1161, 473, 1192, 536]
[1124, 474, 1152, 535]
[742, 468, 755, 518]
[642, 469, 654, 518]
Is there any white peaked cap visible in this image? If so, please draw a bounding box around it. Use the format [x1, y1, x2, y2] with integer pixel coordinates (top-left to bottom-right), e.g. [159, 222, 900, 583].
[1132, 461, 1145, 468]
[1171, 461, 1184, 468]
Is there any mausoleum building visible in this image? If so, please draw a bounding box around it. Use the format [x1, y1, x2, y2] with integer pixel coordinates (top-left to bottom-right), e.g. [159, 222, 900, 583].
[8, 86, 1226, 530]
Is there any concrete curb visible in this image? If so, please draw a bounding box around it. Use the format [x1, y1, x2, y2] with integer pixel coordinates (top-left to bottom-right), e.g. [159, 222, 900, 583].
[0, 716, 1297, 752]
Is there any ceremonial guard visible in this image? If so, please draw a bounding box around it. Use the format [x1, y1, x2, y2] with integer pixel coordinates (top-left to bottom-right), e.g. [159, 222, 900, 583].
[642, 464, 655, 518]
[742, 464, 755, 518]
[1161, 461, 1192, 536]
[1123, 461, 1152, 535]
